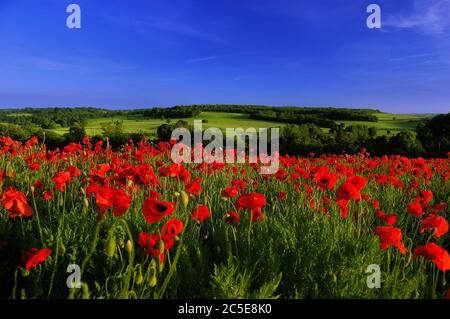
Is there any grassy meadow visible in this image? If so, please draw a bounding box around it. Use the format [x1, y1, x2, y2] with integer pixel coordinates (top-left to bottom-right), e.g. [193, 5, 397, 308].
[47, 111, 430, 137]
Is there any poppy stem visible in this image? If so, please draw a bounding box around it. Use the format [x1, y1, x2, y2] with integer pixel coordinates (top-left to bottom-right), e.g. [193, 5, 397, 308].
[68, 217, 102, 299]
[248, 213, 253, 248]
[11, 268, 19, 299]
[31, 191, 44, 246]
[155, 213, 189, 299]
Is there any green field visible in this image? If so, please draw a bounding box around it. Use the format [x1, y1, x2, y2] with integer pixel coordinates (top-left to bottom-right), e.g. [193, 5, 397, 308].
[49, 112, 290, 136]
[48, 111, 431, 137]
[338, 113, 429, 135]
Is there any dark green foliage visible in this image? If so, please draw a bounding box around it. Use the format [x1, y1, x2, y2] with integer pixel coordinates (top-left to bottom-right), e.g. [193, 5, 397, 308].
[157, 120, 193, 141]
[65, 123, 87, 143]
[0, 107, 113, 128]
[416, 113, 450, 156]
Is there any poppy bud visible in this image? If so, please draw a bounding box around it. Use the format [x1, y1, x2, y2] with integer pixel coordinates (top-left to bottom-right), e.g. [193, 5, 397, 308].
[157, 259, 164, 272]
[149, 274, 157, 288]
[135, 268, 144, 285]
[181, 191, 189, 208]
[80, 187, 86, 195]
[59, 196, 64, 208]
[104, 238, 116, 257]
[58, 242, 66, 256]
[174, 191, 180, 197]
[81, 283, 90, 299]
[6, 165, 14, 179]
[158, 240, 165, 254]
[118, 239, 125, 249]
[83, 198, 89, 209]
[125, 240, 133, 254]
[149, 258, 157, 271]
[30, 186, 35, 194]
[21, 269, 30, 277]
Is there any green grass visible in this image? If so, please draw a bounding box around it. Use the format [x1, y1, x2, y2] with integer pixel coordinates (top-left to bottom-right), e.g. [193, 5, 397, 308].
[50, 112, 289, 136]
[48, 111, 432, 136]
[338, 113, 429, 135]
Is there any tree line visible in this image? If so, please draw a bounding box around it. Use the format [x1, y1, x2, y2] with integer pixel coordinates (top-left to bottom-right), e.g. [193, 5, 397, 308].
[0, 106, 448, 157]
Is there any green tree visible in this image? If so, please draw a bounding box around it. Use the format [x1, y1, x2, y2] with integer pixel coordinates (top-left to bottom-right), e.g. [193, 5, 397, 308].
[65, 122, 86, 142]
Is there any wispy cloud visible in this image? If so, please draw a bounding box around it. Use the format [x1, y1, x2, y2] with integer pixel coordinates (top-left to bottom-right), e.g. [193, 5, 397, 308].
[6, 53, 136, 74]
[384, 0, 450, 35]
[384, 0, 450, 63]
[186, 55, 217, 64]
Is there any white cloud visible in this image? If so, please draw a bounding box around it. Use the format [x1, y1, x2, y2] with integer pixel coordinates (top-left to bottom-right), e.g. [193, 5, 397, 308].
[384, 0, 450, 63]
[186, 56, 217, 64]
[384, 0, 450, 35]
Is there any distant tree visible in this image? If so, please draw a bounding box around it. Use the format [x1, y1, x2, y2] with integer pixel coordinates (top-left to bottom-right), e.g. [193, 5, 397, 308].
[101, 120, 124, 137]
[368, 127, 377, 137]
[157, 120, 193, 141]
[416, 113, 450, 156]
[65, 122, 86, 142]
[389, 131, 424, 156]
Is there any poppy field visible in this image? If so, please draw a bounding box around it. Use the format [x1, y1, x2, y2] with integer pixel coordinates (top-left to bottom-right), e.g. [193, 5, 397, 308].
[1, 135, 450, 299]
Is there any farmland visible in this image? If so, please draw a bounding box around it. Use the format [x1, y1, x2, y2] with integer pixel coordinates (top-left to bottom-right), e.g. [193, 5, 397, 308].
[46, 111, 429, 136]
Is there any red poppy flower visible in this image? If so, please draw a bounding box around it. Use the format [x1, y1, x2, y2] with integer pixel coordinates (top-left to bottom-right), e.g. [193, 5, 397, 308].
[275, 169, 288, 180]
[417, 190, 433, 205]
[185, 178, 202, 195]
[420, 215, 449, 238]
[148, 189, 161, 199]
[142, 197, 175, 224]
[95, 187, 131, 216]
[28, 162, 41, 171]
[226, 211, 240, 224]
[52, 171, 71, 192]
[167, 163, 183, 177]
[237, 192, 266, 210]
[42, 191, 54, 201]
[222, 186, 239, 198]
[347, 176, 367, 191]
[68, 165, 81, 177]
[22, 248, 52, 270]
[373, 226, 407, 255]
[1, 188, 33, 218]
[314, 170, 339, 191]
[370, 199, 380, 209]
[251, 207, 266, 222]
[191, 204, 211, 222]
[413, 243, 450, 271]
[336, 199, 349, 218]
[336, 181, 361, 201]
[161, 218, 184, 237]
[25, 136, 38, 148]
[407, 201, 424, 217]
[231, 179, 246, 190]
[33, 180, 44, 190]
[278, 191, 287, 201]
[376, 211, 398, 226]
[137, 233, 165, 263]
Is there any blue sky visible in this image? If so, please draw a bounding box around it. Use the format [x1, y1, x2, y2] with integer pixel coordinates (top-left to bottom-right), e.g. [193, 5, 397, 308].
[0, 0, 449, 113]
